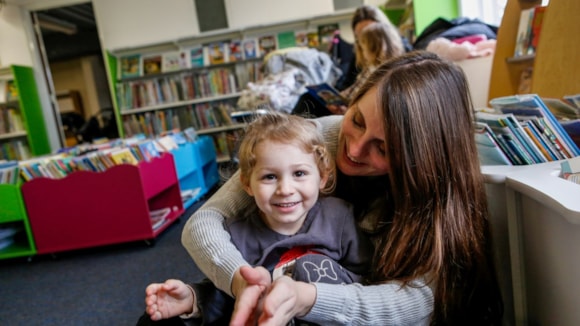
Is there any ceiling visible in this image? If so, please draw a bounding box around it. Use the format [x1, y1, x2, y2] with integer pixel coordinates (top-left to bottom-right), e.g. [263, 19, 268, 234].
[8, 2, 101, 62]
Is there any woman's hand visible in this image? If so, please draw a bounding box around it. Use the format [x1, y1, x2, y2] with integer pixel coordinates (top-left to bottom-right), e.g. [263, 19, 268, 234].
[230, 266, 271, 326]
[231, 272, 318, 326]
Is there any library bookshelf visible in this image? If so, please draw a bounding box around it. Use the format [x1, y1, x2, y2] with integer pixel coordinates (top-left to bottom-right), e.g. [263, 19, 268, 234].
[0, 183, 36, 260]
[0, 65, 51, 160]
[20, 153, 184, 255]
[488, 0, 580, 101]
[171, 135, 219, 210]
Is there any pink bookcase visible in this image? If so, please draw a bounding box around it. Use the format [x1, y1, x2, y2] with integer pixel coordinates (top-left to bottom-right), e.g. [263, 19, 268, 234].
[21, 153, 183, 255]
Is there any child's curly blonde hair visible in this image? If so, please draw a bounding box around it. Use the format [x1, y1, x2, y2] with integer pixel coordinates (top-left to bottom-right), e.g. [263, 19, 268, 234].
[238, 112, 335, 195]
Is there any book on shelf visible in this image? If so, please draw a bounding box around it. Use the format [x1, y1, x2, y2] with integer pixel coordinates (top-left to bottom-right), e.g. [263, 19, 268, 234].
[150, 207, 171, 230]
[228, 39, 243, 62]
[474, 121, 513, 165]
[207, 42, 228, 65]
[0, 160, 19, 184]
[528, 5, 547, 55]
[119, 54, 143, 79]
[513, 7, 534, 57]
[542, 97, 580, 121]
[0, 80, 6, 102]
[294, 30, 309, 47]
[241, 38, 260, 60]
[162, 50, 189, 72]
[277, 31, 296, 49]
[1, 140, 30, 161]
[189, 45, 206, 67]
[258, 34, 277, 57]
[306, 30, 320, 48]
[563, 94, 580, 109]
[513, 6, 546, 57]
[142, 53, 163, 75]
[5, 80, 18, 102]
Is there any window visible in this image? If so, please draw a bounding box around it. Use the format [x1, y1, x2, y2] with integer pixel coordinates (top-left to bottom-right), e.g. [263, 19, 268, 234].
[459, 0, 507, 26]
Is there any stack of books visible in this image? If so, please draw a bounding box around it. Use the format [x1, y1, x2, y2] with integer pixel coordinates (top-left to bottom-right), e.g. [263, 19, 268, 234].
[475, 94, 580, 166]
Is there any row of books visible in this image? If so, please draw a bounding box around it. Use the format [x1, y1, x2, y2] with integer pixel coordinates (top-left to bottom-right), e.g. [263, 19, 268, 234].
[0, 79, 18, 103]
[116, 67, 241, 111]
[0, 160, 19, 184]
[117, 23, 339, 79]
[0, 107, 24, 134]
[13, 130, 199, 183]
[513, 5, 546, 57]
[0, 139, 30, 161]
[475, 94, 580, 166]
[122, 101, 236, 138]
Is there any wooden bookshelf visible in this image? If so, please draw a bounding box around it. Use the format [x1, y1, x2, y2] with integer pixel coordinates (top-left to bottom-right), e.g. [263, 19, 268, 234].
[489, 0, 580, 101]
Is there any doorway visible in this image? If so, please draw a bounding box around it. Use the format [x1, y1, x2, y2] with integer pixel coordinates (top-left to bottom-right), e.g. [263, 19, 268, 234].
[31, 2, 118, 147]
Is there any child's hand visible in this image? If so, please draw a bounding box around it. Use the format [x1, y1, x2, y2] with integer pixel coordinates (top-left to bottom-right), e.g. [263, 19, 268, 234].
[326, 104, 348, 115]
[145, 279, 196, 321]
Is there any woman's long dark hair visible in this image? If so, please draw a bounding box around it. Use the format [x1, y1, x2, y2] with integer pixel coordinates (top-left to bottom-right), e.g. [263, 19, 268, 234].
[351, 51, 503, 325]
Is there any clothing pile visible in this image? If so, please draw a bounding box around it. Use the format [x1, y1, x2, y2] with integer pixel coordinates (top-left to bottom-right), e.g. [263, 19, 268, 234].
[236, 47, 342, 113]
[415, 17, 499, 61]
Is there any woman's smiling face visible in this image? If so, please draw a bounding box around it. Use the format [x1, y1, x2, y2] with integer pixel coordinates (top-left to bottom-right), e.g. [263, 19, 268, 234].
[337, 86, 390, 176]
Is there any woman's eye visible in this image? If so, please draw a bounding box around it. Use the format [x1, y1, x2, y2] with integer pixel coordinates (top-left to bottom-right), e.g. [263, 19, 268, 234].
[352, 111, 364, 128]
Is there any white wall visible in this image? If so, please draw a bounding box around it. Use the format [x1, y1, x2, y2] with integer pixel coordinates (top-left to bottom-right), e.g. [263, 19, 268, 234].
[92, 0, 199, 51]
[0, 4, 34, 66]
[225, 0, 333, 29]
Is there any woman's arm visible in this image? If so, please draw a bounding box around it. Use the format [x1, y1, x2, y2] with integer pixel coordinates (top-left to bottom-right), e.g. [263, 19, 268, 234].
[304, 281, 433, 325]
[181, 170, 254, 296]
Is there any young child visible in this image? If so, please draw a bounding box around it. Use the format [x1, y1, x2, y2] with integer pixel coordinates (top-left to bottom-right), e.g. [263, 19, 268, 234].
[139, 112, 371, 325]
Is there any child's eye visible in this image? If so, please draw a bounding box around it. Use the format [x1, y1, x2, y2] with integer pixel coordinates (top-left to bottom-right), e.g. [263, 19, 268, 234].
[294, 171, 306, 177]
[262, 174, 276, 180]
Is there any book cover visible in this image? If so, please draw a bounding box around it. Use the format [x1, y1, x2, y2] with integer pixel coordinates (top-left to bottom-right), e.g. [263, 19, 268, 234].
[294, 30, 309, 47]
[142, 54, 163, 76]
[241, 38, 260, 59]
[513, 7, 535, 57]
[189, 45, 206, 67]
[258, 34, 277, 57]
[119, 54, 142, 78]
[162, 51, 189, 72]
[5, 80, 18, 102]
[306, 83, 347, 107]
[306, 30, 320, 48]
[563, 94, 580, 109]
[529, 6, 547, 54]
[542, 97, 580, 121]
[277, 31, 296, 49]
[207, 42, 228, 65]
[228, 39, 243, 62]
[474, 122, 513, 165]
[109, 147, 140, 165]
